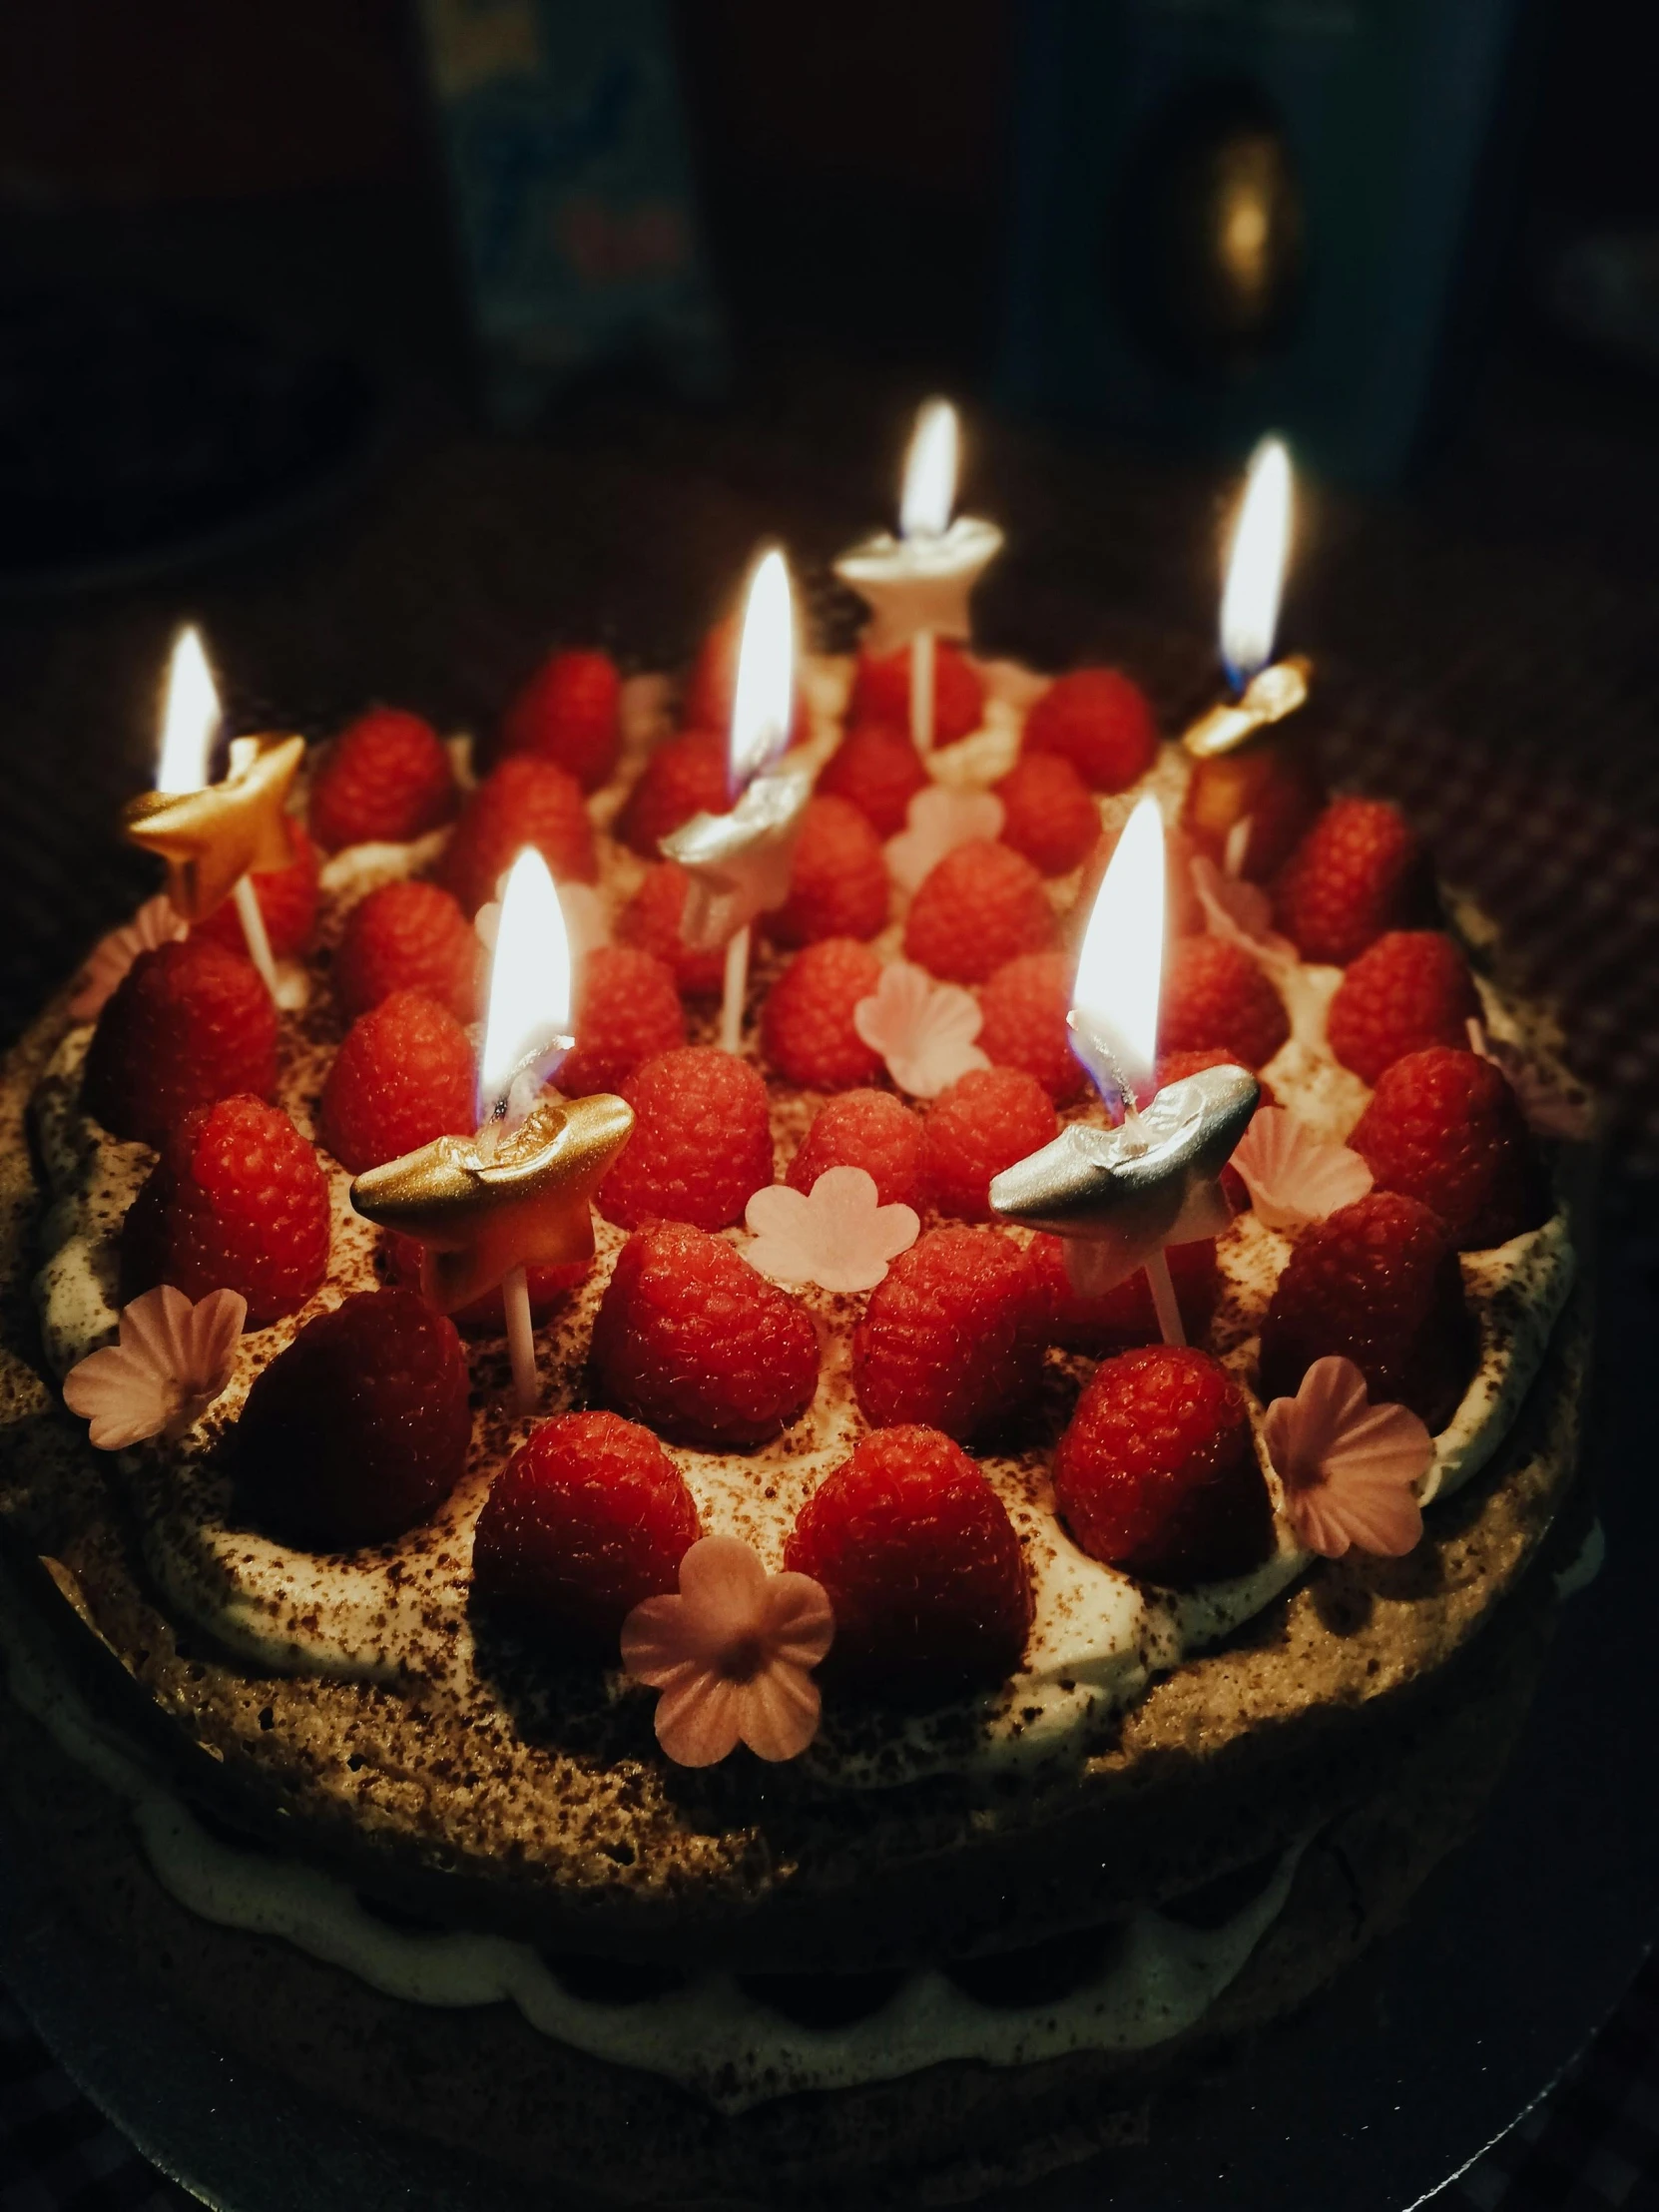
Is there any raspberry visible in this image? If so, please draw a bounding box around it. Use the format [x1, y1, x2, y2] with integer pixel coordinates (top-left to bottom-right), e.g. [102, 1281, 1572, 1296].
[1072, 822, 1204, 946]
[1053, 1347, 1272, 1585]
[556, 946, 686, 1098]
[438, 756, 597, 916]
[682, 614, 811, 750]
[499, 648, 621, 792]
[1350, 1047, 1549, 1251]
[1273, 796, 1427, 965]
[1258, 1190, 1474, 1428]
[236, 1287, 472, 1547]
[1152, 1046, 1278, 1108]
[993, 753, 1099, 877]
[472, 1411, 700, 1652]
[904, 840, 1055, 984]
[333, 879, 478, 1025]
[977, 951, 1087, 1105]
[591, 1221, 820, 1446]
[197, 821, 319, 960]
[1327, 931, 1481, 1085]
[308, 708, 457, 852]
[599, 1046, 774, 1232]
[1022, 669, 1157, 793]
[1159, 935, 1290, 1069]
[83, 937, 278, 1151]
[382, 1231, 587, 1338]
[922, 1067, 1057, 1222]
[615, 731, 730, 859]
[849, 640, 984, 746]
[817, 722, 927, 838]
[787, 1090, 923, 1209]
[761, 939, 883, 1089]
[319, 989, 475, 1175]
[1180, 742, 1324, 882]
[785, 1426, 1031, 1700]
[767, 796, 889, 947]
[615, 860, 729, 998]
[1029, 1233, 1221, 1354]
[852, 1226, 1051, 1442]
[121, 1095, 329, 1325]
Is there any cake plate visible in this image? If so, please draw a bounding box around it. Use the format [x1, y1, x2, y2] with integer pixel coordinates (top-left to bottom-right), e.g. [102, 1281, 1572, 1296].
[3, 1182, 1656, 2212]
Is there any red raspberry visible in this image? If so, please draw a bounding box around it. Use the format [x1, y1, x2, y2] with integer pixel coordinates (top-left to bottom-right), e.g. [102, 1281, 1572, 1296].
[761, 939, 883, 1089]
[237, 1288, 472, 1547]
[1072, 821, 1205, 947]
[682, 614, 811, 750]
[1327, 931, 1481, 1085]
[849, 640, 984, 747]
[993, 753, 1099, 877]
[382, 1232, 587, 1338]
[319, 989, 475, 1175]
[472, 1411, 700, 1653]
[1028, 1233, 1221, 1354]
[1258, 1190, 1474, 1428]
[591, 1221, 820, 1446]
[499, 648, 621, 792]
[1159, 935, 1289, 1069]
[817, 721, 927, 838]
[615, 860, 729, 998]
[1180, 742, 1324, 882]
[120, 1095, 329, 1325]
[615, 731, 730, 859]
[599, 1046, 774, 1232]
[197, 821, 319, 960]
[785, 1426, 1031, 1701]
[308, 708, 457, 853]
[83, 937, 277, 1151]
[438, 756, 597, 916]
[333, 879, 478, 1024]
[852, 1226, 1051, 1442]
[554, 945, 686, 1099]
[1022, 669, 1157, 793]
[922, 1067, 1058, 1222]
[904, 840, 1055, 984]
[1350, 1047, 1549, 1251]
[1152, 1046, 1278, 1108]
[1053, 1347, 1272, 1585]
[1273, 797, 1427, 965]
[767, 796, 889, 947]
[788, 1090, 923, 1209]
[977, 950, 1086, 1106]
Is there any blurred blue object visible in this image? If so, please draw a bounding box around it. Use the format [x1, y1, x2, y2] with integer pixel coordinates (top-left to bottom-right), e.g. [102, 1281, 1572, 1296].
[1000, 0, 1543, 481]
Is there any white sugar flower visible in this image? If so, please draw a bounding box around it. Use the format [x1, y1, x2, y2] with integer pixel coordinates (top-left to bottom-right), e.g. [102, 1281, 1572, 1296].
[884, 785, 1005, 895]
[853, 960, 988, 1099]
[745, 1167, 919, 1294]
[1265, 1357, 1430, 1559]
[69, 897, 188, 1021]
[1230, 1107, 1373, 1231]
[62, 1286, 247, 1450]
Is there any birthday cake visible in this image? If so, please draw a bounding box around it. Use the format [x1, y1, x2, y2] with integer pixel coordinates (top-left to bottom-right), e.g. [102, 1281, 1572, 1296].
[0, 608, 1594, 2206]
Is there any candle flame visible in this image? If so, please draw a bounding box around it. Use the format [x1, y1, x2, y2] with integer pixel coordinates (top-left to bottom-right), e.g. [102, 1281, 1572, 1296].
[1220, 435, 1293, 689]
[728, 547, 796, 795]
[899, 397, 957, 539]
[156, 626, 221, 794]
[479, 846, 571, 1124]
[1072, 796, 1165, 1102]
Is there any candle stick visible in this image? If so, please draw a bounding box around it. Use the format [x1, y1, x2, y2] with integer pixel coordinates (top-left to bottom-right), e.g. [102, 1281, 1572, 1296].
[662, 548, 812, 1053]
[351, 848, 634, 1415]
[122, 627, 303, 1003]
[833, 398, 1003, 756]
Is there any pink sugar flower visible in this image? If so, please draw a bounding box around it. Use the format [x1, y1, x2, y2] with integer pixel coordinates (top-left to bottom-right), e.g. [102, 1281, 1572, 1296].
[745, 1166, 919, 1294]
[885, 784, 1005, 895]
[853, 959, 988, 1098]
[1230, 1106, 1373, 1232]
[621, 1535, 834, 1768]
[1265, 1356, 1430, 1559]
[69, 896, 188, 1020]
[62, 1286, 247, 1450]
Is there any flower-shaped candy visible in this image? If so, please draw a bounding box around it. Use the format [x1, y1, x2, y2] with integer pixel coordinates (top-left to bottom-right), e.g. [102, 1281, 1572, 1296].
[621, 1535, 834, 1767]
[885, 784, 1005, 895]
[853, 959, 988, 1099]
[1265, 1356, 1430, 1559]
[1230, 1107, 1373, 1232]
[62, 1286, 247, 1449]
[69, 896, 189, 1021]
[1189, 854, 1299, 978]
[745, 1167, 919, 1294]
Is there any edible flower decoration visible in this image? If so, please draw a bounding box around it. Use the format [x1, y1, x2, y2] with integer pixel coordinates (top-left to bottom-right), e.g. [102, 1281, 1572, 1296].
[621, 1535, 834, 1767]
[69, 896, 189, 1020]
[1466, 1017, 1593, 1142]
[853, 960, 988, 1098]
[1265, 1356, 1431, 1558]
[885, 785, 1005, 895]
[1189, 854, 1299, 977]
[1229, 1108, 1373, 1232]
[62, 1286, 246, 1449]
[744, 1167, 919, 1294]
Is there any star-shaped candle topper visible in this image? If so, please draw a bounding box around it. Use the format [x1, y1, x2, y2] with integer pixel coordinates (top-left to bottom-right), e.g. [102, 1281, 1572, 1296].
[1181, 437, 1312, 761]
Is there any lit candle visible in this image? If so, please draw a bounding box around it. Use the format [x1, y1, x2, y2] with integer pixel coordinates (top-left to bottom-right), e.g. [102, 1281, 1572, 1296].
[350, 847, 634, 1414]
[662, 547, 813, 1054]
[121, 626, 305, 1001]
[833, 398, 1004, 755]
[989, 797, 1258, 1342]
[1182, 435, 1308, 764]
